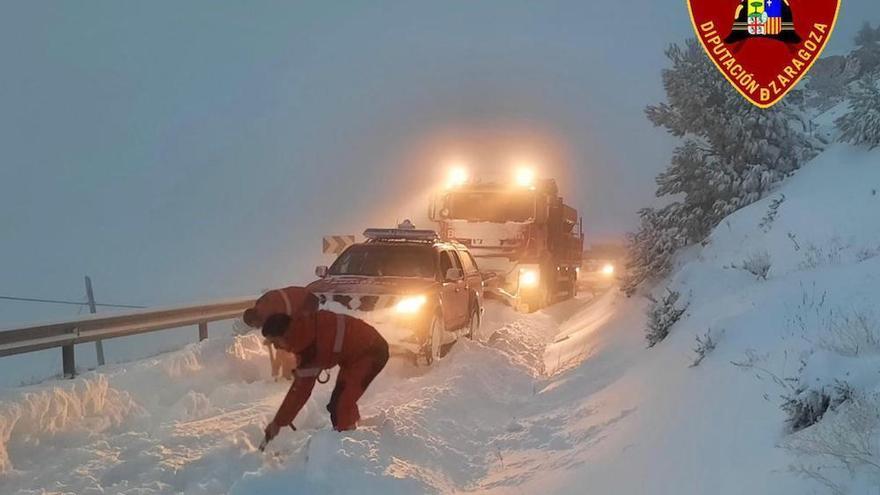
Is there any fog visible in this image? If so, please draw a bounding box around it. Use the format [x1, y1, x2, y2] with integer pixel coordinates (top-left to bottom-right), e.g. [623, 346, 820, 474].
[1, 1, 875, 325]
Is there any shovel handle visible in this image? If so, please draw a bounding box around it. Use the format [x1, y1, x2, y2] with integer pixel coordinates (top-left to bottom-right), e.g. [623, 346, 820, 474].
[258, 424, 296, 453]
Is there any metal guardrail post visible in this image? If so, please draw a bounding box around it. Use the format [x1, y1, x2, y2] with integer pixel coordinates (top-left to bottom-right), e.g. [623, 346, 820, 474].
[62, 344, 75, 378]
[198, 322, 208, 341]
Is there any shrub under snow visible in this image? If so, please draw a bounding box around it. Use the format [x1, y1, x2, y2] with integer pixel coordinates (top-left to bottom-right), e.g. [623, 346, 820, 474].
[784, 392, 880, 493]
[690, 328, 720, 368]
[645, 289, 688, 347]
[739, 250, 772, 280]
[819, 309, 880, 357]
[836, 77, 880, 149]
[782, 381, 854, 433]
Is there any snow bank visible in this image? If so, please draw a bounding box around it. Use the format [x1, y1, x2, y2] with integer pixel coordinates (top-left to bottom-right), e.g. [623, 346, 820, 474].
[0, 374, 143, 474]
[679, 145, 880, 282]
[609, 144, 880, 493]
[230, 300, 574, 494]
[1, 295, 623, 494]
[0, 332, 278, 492]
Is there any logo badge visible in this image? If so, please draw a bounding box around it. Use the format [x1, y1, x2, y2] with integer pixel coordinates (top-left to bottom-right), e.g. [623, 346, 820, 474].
[687, 0, 840, 108]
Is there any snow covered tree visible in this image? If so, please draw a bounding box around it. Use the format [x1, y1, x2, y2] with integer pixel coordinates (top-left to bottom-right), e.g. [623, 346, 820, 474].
[805, 23, 879, 109]
[804, 55, 860, 110]
[851, 22, 880, 77]
[836, 77, 880, 149]
[624, 39, 818, 292]
[646, 41, 817, 231]
[622, 204, 690, 295]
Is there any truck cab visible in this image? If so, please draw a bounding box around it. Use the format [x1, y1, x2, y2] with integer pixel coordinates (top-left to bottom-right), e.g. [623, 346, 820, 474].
[430, 176, 583, 312]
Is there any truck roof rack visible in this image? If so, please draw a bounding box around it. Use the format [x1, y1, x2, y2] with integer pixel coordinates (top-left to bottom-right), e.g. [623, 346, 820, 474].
[363, 228, 439, 243]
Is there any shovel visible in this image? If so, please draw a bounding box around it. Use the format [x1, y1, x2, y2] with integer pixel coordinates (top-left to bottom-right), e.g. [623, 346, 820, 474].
[259, 424, 297, 452]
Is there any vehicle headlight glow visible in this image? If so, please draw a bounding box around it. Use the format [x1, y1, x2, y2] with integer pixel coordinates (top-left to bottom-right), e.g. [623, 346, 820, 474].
[447, 166, 469, 188]
[515, 167, 535, 188]
[601, 263, 615, 276]
[519, 268, 539, 287]
[395, 295, 428, 314]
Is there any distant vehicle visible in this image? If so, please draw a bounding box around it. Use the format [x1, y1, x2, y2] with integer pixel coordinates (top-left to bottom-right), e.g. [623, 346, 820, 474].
[308, 223, 484, 365]
[578, 243, 625, 292]
[429, 168, 583, 312]
[577, 259, 617, 291]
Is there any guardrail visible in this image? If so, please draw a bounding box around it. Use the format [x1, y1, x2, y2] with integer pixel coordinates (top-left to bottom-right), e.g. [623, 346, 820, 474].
[0, 296, 257, 378]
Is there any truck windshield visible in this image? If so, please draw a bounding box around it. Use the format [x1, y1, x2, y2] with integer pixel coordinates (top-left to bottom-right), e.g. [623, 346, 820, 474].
[445, 191, 535, 222]
[329, 245, 436, 278]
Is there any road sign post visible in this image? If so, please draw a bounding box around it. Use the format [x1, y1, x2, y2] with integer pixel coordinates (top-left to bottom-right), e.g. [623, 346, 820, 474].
[62, 343, 76, 378]
[85, 276, 105, 366]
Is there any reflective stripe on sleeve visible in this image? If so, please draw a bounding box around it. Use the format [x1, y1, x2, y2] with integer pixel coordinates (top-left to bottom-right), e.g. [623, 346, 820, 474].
[295, 367, 321, 378]
[334, 314, 346, 353]
[276, 289, 293, 316]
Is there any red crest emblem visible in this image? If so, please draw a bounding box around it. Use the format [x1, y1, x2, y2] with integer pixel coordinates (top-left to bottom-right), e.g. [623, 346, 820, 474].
[687, 0, 840, 108]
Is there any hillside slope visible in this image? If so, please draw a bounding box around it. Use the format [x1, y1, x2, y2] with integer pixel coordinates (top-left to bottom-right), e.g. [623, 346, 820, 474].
[575, 144, 880, 494]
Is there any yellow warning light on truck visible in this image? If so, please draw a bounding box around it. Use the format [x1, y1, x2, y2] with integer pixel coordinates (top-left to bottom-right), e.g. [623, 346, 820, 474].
[446, 166, 469, 189]
[514, 167, 536, 188]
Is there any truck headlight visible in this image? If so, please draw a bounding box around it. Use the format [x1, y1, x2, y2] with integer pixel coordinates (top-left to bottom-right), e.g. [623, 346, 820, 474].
[447, 166, 469, 188]
[601, 263, 615, 277]
[515, 167, 535, 188]
[519, 268, 539, 287]
[395, 295, 427, 314]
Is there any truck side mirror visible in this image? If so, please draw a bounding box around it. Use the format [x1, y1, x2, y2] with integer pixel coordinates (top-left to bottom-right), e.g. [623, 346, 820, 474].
[445, 268, 463, 282]
[428, 194, 437, 221]
[315, 266, 329, 278]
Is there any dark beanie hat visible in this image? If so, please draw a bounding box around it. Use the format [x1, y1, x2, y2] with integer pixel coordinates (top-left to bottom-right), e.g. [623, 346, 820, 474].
[262, 313, 291, 338]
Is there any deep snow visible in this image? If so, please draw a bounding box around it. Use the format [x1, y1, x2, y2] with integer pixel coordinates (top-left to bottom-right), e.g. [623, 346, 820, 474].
[0, 294, 632, 494]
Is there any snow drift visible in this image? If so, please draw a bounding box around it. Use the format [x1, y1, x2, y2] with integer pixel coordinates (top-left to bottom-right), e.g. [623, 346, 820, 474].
[0, 296, 630, 494]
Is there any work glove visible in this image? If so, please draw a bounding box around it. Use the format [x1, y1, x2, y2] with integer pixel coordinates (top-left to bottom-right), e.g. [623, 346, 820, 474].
[259, 421, 296, 452]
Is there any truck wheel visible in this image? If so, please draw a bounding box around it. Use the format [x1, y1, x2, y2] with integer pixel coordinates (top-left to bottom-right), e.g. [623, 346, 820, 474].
[421, 314, 445, 366]
[562, 272, 575, 300]
[465, 307, 480, 340]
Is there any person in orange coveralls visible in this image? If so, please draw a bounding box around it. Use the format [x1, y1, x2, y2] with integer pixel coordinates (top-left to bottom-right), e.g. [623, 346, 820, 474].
[242, 287, 306, 379]
[257, 288, 389, 448]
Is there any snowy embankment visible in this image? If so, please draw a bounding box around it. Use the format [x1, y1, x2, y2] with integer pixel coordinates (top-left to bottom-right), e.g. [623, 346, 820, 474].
[599, 144, 880, 494]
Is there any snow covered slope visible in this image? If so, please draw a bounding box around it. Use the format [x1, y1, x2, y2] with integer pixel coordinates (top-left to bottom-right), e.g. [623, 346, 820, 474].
[569, 144, 880, 494]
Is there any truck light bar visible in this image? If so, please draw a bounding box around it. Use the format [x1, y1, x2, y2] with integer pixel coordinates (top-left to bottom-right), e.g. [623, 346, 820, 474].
[363, 228, 439, 242]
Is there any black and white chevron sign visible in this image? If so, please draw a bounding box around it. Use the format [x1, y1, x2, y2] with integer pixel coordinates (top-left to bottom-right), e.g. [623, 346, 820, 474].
[322, 235, 356, 254]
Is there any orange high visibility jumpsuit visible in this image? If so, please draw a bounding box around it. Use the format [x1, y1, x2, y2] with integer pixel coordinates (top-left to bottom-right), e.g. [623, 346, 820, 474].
[273, 310, 389, 431]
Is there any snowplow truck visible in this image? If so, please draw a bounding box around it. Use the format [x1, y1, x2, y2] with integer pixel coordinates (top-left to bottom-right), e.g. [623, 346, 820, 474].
[429, 178, 583, 312]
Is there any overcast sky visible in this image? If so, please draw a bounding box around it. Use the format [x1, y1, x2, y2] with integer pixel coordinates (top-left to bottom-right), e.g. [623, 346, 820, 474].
[1, 1, 877, 325]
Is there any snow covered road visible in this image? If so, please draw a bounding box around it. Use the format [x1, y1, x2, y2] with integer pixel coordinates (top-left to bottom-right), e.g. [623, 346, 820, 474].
[1, 291, 643, 494]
